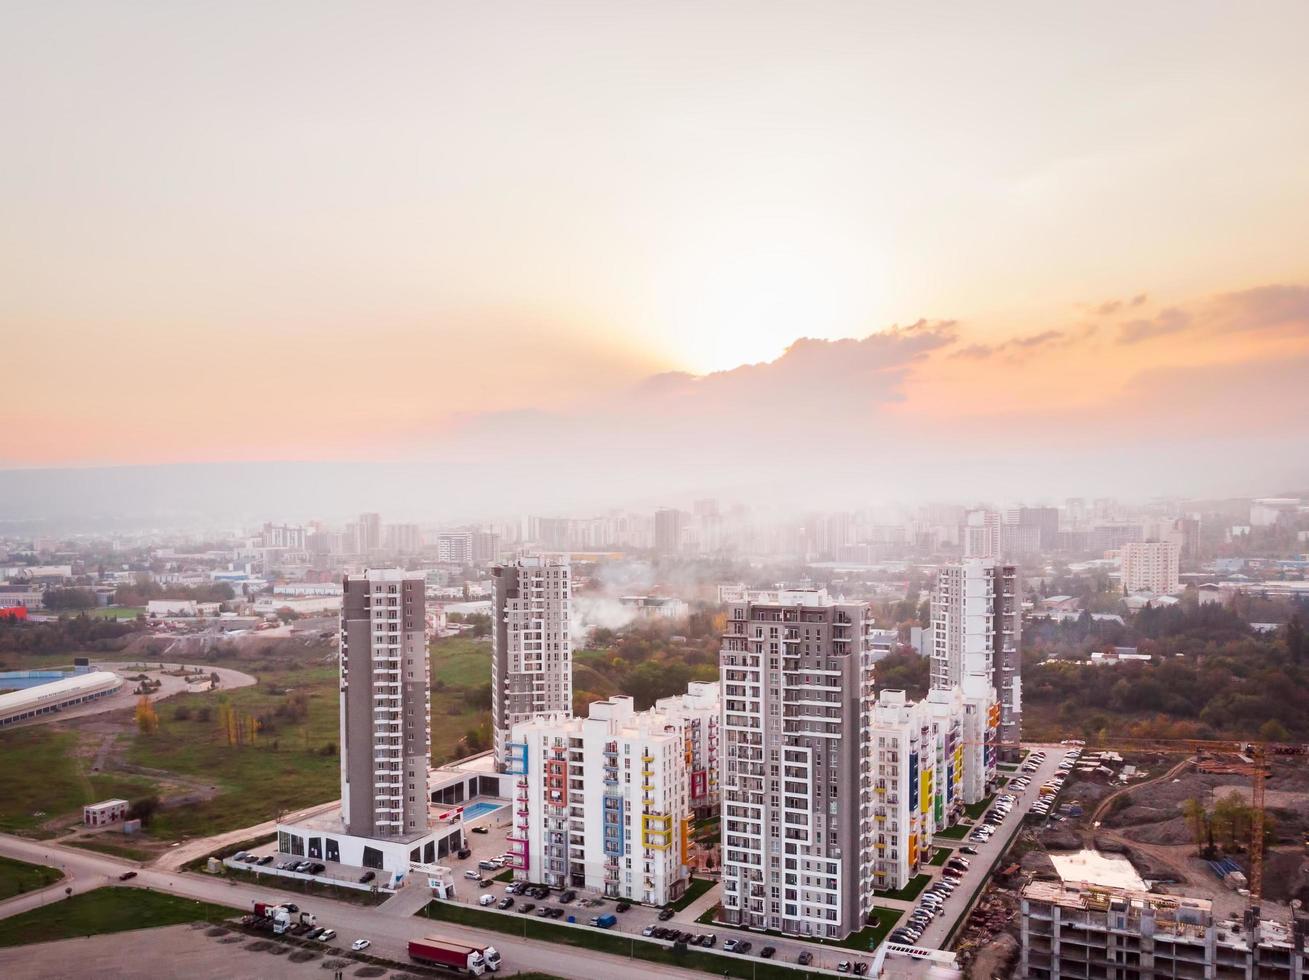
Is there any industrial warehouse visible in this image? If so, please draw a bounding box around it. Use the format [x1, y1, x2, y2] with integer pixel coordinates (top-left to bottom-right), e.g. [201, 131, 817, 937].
[0, 671, 123, 727]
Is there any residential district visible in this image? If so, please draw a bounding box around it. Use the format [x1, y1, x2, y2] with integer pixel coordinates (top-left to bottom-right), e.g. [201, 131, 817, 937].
[1, 494, 1308, 978]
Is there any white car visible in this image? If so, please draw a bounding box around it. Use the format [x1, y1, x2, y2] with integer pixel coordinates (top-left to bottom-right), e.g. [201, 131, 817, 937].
[318, 929, 336, 942]
[479, 894, 496, 906]
[463, 870, 482, 880]
[351, 939, 371, 952]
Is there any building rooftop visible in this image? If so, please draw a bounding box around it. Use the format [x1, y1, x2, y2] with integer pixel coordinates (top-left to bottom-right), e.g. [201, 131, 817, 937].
[1048, 849, 1147, 891]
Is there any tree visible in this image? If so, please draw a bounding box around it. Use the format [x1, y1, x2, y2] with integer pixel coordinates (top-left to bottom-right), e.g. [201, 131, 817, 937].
[1212, 791, 1252, 848]
[127, 795, 160, 826]
[1285, 615, 1306, 667]
[1181, 797, 1208, 856]
[1259, 718, 1291, 742]
[44, 588, 98, 611]
[135, 695, 159, 735]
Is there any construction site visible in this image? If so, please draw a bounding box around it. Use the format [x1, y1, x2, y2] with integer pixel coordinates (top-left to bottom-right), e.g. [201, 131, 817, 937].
[951, 742, 1309, 979]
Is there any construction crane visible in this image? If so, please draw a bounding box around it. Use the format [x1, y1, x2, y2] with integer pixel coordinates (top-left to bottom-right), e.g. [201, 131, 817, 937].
[1074, 737, 1269, 913]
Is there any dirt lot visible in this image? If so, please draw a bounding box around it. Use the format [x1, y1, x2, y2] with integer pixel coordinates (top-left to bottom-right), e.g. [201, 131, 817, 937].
[0, 922, 431, 980]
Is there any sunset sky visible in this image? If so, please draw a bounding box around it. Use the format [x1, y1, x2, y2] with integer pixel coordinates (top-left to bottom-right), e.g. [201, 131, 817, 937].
[4, 2, 1308, 513]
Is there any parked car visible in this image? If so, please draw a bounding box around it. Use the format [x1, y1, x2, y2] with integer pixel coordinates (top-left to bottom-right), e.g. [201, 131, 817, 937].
[761, 946, 777, 959]
[456, 848, 472, 859]
[854, 962, 870, 975]
[960, 846, 978, 855]
[615, 901, 631, 913]
[723, 939, 742, 953]
[318, 929, 335, 943]
[472, 826, 489, 834]
[498, 897, 514, 910]
[657, 907, 675, 921]
[560, 889, 577, 903]
[306, 927, 324, 941]
[479, 894, 496, 907]
[359, 870, 375, 884]
[350, 939, 370, 952]
[478, 860, 501, 870]
[463, 870, 482, 880]
[118, 871, 137, 881]
[798, 951, 813, 965]
[518, 903, 535, 914]
[837, 963, 852, 974]
[479, 879, 494, 888]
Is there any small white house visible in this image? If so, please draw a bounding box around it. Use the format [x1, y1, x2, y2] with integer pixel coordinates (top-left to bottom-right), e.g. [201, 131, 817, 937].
[84, 798, 129, 827]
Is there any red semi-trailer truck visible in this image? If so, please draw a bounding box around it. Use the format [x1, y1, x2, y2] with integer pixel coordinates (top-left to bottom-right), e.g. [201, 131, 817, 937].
[407, 936, 497, 974]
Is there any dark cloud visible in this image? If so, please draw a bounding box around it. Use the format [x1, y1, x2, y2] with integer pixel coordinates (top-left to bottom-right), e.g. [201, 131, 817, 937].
[948, 329, 1064, 359]
[1116, 284, 1309, 345]
[1093, 293, 1148, 316]
[1118, 307, 1191, 345]
[1208, 284, 1309, 333]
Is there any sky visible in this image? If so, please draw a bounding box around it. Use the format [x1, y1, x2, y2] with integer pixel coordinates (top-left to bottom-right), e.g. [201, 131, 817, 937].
[3, 1, 1309, 517]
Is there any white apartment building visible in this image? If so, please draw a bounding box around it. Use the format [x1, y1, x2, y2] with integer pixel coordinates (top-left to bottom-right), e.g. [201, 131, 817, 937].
[932, 558, 1021, 760]
[653, 680, 720, 817]
[1120, 539, 1181, 595]
[491, 556, 572, 767]
[718, 588, 878, 940]
[869, 686, 997, 890]
[506, 696, 691, 905]
[339, 569, 430, 839]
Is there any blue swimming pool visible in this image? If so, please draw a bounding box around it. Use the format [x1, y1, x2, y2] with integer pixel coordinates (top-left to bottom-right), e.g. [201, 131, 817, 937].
[463, 801, 504, 821]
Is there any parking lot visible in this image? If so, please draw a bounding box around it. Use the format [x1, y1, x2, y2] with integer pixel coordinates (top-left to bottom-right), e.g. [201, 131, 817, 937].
[398, 746, 1072, 972]
[906, 743, 1067, 948]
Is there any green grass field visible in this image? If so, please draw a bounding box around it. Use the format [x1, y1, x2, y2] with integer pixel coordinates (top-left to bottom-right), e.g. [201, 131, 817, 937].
[874, 873, 930, 902]
[668, 875, 714, 912]
[430, 636, 492, 688]
[0, 887, 238, 948]
[935, 823, 970, 839]
[126, 664, 343, 838]
[0, 856, 63, 900]
[0, 725, 163, 835]
[0, 729, 93, 833]
[963, 793, 995, 821]
[929, 847, 951, 866]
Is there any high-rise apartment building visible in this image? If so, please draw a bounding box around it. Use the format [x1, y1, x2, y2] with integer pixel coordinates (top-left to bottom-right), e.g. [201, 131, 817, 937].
[491, 556, 572, 766]
[961, 509, 1000, 558]
[385, 523, 421, 554]
[931, 559, 1021, 759]
[340, 569, 430, 838]
[1120, 539, 1182, 595]
[1018, 506, 1060, 550]
[654, 508, 682, 555]
[435, 529, 500, 564]
[357, 512, 382, 553]
[506, 692, 713, 904]
[718, 588, 877, 939]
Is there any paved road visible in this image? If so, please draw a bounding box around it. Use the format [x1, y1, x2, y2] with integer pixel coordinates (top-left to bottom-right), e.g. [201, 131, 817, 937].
[910, 743, 1066, 949]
